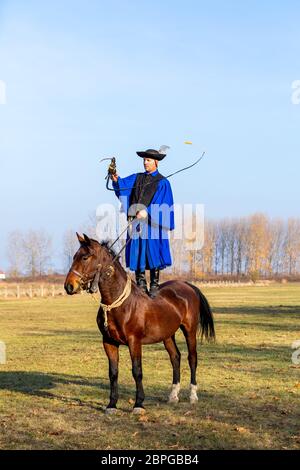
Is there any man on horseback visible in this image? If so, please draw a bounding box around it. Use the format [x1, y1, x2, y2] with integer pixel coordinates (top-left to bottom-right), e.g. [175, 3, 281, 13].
[111, 147, 175, 298]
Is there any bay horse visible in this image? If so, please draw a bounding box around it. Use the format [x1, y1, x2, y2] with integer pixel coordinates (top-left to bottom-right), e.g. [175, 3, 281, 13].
[64, 233, 215, 414]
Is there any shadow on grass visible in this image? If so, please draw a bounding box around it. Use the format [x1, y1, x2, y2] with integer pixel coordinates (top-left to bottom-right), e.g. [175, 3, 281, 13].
[0, 370, 169, 410]
[214, 305, 300, 316]
[21, 329, 101, 340]
[216, 320, 300, 332]
[213, 305, 300, 333]
[1, 371, 299, 449]
[0, 370, 109, 410]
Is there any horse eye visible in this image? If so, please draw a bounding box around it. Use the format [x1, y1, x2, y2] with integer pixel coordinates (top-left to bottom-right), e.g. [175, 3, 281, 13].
[82, 255, 90, 261]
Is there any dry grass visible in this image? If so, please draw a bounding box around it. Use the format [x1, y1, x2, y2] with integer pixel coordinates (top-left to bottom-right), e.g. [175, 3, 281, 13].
[0, 283, 299, 450]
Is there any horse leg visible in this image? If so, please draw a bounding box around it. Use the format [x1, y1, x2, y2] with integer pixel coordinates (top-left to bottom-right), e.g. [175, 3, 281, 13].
[181, 327, 198, 404]
[164, 335, 181, 403]
[128, 337, 145, 413]
[103, 340, 119, 413]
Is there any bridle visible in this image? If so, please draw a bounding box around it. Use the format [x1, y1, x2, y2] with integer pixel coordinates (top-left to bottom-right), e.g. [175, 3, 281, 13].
[69, 263, 114, 293]
[69, 255, 132, 330]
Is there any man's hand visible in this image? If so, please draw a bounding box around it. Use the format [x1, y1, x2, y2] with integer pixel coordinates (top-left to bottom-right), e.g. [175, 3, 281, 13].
[136, 209, 148, 219]
[111, 173, 119, 182]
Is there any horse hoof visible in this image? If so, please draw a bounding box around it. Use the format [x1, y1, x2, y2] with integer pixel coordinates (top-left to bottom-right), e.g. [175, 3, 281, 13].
[132, 407, 145, 415]
[168, 396, 179, 404]
[190, 397, 198, 405]
[105, 407, 118, 415]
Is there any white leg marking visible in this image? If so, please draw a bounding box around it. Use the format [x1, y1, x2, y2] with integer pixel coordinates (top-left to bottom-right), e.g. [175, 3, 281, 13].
[190, 384, 198, 404]
[168, 383, 180, 403]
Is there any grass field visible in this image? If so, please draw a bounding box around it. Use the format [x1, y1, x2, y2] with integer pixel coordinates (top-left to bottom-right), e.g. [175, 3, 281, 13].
[0, 283, 299, 450]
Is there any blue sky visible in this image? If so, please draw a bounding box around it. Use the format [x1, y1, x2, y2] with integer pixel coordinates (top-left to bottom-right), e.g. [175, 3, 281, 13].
[0, 0, 299, 270]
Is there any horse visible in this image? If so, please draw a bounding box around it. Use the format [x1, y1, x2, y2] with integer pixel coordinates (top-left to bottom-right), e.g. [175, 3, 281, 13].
[64, 233, 215, 414]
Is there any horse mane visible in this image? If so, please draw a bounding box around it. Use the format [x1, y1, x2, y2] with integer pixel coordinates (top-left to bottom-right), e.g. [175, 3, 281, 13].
[98, 239, 125, 273]
[99, 239, 118, 258]
[83, 237, 120, 261]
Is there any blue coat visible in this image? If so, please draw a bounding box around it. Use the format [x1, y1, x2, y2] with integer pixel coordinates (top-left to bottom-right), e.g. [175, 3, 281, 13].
[113, 170, 175, 271]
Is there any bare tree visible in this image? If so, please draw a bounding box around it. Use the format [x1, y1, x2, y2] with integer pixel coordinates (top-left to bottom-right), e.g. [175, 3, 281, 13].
[23, 230, 52, 277]
[218, 219, 230, 275]
[201, 220, 216, 276]
[63, 229, 79, 272]
[6, 230, 26, 276]
[235, 217, 248, 275]
[266, 219, 285, 275]
[284, 218, 300, 275]
[244, 213, 270, 276]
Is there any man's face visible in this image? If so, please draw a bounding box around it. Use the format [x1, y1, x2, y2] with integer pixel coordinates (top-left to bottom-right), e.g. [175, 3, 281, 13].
[143, 158, 158, 173]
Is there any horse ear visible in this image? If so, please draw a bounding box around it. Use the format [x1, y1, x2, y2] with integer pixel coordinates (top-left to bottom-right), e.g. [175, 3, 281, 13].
[83, 233, 91, 246]
[76, 232, 85, 244]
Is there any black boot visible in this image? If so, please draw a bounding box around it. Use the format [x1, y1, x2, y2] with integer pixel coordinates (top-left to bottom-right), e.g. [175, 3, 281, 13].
[135, 270, 149, 295]
[149, 269, 160, 298]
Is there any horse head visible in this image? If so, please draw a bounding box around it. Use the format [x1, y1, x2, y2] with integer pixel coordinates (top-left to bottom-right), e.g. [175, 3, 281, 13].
[64, 233, 116, 295]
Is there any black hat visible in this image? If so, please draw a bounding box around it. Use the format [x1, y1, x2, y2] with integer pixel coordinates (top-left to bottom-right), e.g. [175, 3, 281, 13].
[136, 148, 166, 161]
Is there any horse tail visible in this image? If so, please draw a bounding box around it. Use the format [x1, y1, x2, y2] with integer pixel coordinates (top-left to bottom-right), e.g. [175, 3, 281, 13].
[185, 282, 216, 342]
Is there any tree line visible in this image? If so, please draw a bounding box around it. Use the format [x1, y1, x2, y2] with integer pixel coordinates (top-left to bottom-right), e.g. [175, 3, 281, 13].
[170, 213, 300, 279]
[4, 214, 300, 279]
[6, 229, 78, 277]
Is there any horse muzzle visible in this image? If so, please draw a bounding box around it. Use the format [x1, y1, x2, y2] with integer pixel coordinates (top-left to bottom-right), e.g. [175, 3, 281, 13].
[64, 273, 81, 295]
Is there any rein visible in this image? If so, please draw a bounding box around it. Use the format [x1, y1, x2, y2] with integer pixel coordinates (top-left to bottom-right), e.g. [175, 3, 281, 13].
[109, 217, 143, 262]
